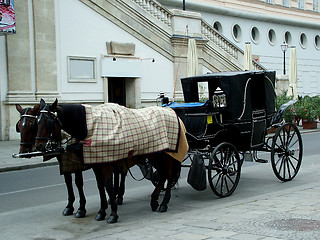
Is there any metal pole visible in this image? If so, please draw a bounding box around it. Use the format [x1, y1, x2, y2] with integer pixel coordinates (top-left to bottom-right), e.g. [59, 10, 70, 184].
[283, 51, 286, 75]
[183, 0, 185, 10]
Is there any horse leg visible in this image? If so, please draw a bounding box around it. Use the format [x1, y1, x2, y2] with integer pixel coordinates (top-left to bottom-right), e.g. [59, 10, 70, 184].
[74, 171, 87, 218]
[113, 169, 120, 204]
[158, 179, 173, 213]
[104, 166, 119, 224]
[150, 175, 166, 212]
[93, 168, 108, 221]
[117, 170, 127, 205]
[62, 173, 75, 216]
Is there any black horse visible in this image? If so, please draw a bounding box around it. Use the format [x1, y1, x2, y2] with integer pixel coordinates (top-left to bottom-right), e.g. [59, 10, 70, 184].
[35, 99, 183, 223]
[15, 103, 127, 220]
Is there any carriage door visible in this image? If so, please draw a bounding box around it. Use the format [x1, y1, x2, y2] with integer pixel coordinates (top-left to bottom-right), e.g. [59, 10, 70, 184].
[108, 77, 126, 106]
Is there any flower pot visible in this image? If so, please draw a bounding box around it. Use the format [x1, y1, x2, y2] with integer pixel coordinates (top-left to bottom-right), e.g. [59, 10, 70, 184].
[302, 120, 317, 129]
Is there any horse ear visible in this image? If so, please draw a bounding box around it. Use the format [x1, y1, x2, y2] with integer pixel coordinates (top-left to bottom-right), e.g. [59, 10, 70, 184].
[40, 99, 46, 109]
[16, 104, 24, 114]
[50, 98, 58, 112]
[32, 104, 40, 115]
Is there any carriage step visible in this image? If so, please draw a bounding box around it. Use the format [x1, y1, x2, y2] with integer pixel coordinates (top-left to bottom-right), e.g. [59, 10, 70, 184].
[255, 159, 268, 163]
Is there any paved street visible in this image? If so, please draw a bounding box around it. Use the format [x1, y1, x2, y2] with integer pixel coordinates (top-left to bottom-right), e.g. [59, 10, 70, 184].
[1, 130, 320, 240]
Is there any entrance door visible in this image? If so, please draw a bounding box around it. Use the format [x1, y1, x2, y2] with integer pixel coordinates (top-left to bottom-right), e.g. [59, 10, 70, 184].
[108, 77, 126, 106]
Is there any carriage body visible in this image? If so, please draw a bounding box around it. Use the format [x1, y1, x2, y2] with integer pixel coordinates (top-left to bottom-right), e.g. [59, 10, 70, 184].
[167, 71, 276, 151]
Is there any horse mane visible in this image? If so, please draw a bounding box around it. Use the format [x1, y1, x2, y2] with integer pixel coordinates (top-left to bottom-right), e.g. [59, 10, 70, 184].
[57, 104, 88, 141]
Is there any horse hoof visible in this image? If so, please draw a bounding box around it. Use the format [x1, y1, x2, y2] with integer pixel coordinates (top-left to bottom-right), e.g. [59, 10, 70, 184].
[150, 202, 159, 212]
[75, 209, 86, 218]
[158, 205, 168, 213]
[117, 197, 123, 205]
[107, 215, 118, 224]
[95, 212, 106, 221]
[62, 207, 74, 216]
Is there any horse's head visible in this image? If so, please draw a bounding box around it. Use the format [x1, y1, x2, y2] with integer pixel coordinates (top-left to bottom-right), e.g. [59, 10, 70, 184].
[15, 104, 40, 153]
[35, 98, 62, 152]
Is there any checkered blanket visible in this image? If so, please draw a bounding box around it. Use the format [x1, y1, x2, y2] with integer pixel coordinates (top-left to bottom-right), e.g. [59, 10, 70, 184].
[82, 103, 181, 164]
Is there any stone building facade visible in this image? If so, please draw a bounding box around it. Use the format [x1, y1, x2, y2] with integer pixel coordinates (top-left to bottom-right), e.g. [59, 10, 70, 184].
[0, 0, 319, 140]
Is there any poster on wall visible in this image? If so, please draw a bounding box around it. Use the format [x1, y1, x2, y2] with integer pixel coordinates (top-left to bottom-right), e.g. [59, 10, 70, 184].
[0, 0, 15, 34]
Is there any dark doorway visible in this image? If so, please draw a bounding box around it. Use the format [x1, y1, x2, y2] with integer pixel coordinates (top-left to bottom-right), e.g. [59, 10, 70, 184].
[108, 77, 126, 106]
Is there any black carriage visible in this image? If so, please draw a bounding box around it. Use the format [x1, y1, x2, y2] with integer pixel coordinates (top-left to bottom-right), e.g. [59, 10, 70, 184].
[164, 70, 303, 197]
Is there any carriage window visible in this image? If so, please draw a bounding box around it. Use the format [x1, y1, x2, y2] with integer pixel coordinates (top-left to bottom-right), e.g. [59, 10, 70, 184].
[198, 82, 209, 102]
[68, 57, 97, 83]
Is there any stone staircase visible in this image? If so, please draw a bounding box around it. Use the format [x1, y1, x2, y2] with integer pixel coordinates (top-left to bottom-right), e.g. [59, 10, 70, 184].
[80, 0, 265, 73]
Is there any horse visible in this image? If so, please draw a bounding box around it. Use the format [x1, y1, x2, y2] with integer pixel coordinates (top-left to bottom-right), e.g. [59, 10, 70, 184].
[15, 103, 127, 219]
[15, 104, 88, 218]
[34, 98, 185, 223]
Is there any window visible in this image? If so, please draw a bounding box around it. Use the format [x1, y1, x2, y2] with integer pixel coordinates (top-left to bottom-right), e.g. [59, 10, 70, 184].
[232, 24, 242, 42]
[68, 57, 97, 82]
[283, 0, 290, 7]
[314, 35, 320, 50]
[266, 0, 274, 4]
[284, 31, 292, 44]
[314, 0, 319, 12]
[213, 21, 222, 33]
[267, 29, 276, 45]
[251, 27, 260, 44]
[298, 0, 305, 9]
[299, 33, 307, 48]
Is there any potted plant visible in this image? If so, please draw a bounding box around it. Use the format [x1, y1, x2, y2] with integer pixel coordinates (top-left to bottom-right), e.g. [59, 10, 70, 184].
[296, 95, 318, 129]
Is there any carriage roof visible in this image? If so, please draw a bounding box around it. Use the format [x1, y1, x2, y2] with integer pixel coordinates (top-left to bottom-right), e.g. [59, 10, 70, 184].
[180, 70, 276, 121]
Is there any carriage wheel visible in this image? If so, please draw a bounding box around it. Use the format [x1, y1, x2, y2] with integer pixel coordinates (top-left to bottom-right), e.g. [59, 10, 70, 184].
[271, 122, 303, 182]
[208, 142, 241, 198]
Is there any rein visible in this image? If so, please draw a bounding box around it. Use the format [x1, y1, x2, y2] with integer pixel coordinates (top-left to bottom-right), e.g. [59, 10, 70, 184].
[125, 159, 152, 182]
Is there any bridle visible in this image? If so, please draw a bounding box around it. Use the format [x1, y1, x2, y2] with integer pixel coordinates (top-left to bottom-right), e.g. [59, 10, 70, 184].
[16, 108, 38, 147]
[36, 104, 62, 151]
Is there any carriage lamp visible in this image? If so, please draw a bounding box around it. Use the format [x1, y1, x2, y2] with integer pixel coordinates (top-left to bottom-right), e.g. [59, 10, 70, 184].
[212, 87, 227, 108]
[157, 91, 169, 106]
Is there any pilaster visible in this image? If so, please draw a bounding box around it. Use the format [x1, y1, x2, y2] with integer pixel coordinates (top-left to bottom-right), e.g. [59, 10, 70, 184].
[33, 0, 58, 101]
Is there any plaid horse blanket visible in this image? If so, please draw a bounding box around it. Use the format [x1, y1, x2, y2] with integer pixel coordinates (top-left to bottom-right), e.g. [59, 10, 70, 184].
[82, 103, 183, 164]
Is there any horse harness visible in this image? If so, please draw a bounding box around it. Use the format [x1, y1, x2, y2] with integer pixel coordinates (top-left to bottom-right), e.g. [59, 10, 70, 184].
[36, 104, 62, 147]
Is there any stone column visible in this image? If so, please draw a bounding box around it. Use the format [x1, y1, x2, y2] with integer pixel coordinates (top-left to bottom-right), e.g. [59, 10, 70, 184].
[33, 0, 58, 101]
[6, 0, 34, 102]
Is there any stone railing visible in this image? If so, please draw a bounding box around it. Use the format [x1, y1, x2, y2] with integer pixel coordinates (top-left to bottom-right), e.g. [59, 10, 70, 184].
[202, 20, 265, 70]
[201, 20, 240, 60]
[132, 0, 172, 27]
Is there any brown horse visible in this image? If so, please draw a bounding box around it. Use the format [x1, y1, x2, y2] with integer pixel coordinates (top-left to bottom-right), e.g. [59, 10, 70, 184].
[35, 99, 183, 223]
[15, 104, 127, 220]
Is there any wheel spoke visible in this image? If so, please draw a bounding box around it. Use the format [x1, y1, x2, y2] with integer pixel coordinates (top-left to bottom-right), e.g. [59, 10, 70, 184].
[287, 156, 297, 173]
[214, 173, 222, 190]
[224, 176, 230, 193]
[285, 157, 291, 179]
[226, 174, 235, 185]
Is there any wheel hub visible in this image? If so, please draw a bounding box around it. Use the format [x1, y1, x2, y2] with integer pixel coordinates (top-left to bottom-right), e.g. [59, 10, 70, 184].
[286, 147, 295, 157]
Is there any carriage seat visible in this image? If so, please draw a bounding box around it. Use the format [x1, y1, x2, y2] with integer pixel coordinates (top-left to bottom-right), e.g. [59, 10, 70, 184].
[165, 102, 208, 138]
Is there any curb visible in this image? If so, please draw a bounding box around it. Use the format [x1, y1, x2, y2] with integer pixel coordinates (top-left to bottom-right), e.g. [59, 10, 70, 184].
[0, 161, 59, 173]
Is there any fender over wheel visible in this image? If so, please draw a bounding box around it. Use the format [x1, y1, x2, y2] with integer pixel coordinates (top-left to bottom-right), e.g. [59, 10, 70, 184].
[208, 142, 241, 198]
[271, 123, 303, 182]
